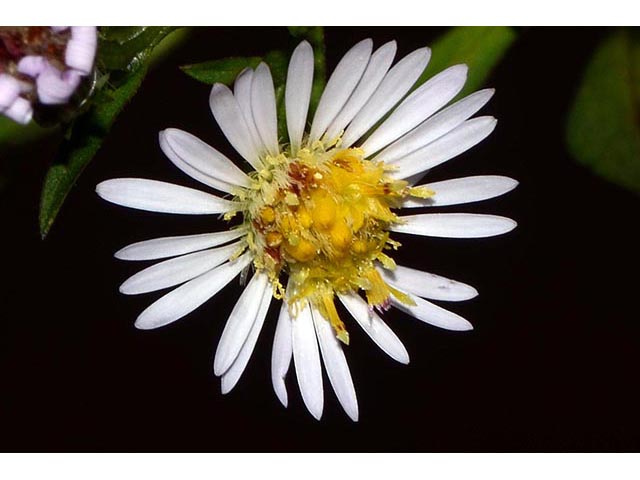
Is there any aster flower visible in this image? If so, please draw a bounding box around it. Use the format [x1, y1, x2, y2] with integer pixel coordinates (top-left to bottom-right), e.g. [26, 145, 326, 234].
[0, 26, 97, 124]
[96, 39, 517, 421]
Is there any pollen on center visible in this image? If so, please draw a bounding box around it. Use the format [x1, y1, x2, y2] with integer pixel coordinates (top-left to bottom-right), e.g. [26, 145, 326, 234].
[234, 141, 434, 343]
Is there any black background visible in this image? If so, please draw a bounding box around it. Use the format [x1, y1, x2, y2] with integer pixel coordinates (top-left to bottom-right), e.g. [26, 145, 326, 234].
[1, 27, 639, 451]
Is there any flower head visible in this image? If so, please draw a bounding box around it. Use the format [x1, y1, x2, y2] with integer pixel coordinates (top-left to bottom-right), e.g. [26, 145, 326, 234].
[0, 26, 97, 124]
[97, 39, 517, 421]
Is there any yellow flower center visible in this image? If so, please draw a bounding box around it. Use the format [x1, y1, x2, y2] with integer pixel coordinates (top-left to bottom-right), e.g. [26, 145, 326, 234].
[230, 141, 434, 344]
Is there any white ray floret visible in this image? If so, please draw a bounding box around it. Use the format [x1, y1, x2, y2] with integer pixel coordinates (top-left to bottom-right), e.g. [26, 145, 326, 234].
[309, 39, 373, 143]
[391, 289, 474, 331]
[360, 64, 468, 156]
[221, 284, 273, 394]
[114, 229, 246, 261]
[312, 307, 359, 422]
[375, 89, 495, 164]
[271, 301, 294, 407]
[160, 128, 251, 192]
[402, 176, 519, 208]
[323, 41, 397, 144]
[285, 41, 314, 154]
[214, 272, 270, 376]
[340, 46, 431, 148]
[135, 253, 252, 330]
[251, 63, 280, 157]
[96, 178, 236, 215]
[378, 265, 478, 302]
[209, 83, 262, 168]
[234, 68, 265, 154]
[338, 293, 409, 365]
[119, 242, 241, 295]
[292, 301, 324, 420]
[159, 132, 237, 194]
[392, 213, 517, 238]
[391, 116, 498, 179]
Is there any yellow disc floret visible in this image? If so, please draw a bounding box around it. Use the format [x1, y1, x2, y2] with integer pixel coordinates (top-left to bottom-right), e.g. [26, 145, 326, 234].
[232, 140, 434, 344]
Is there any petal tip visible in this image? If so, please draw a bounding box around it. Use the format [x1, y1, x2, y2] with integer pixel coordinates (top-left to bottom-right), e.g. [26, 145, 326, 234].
[399, 351, 411, 365]
[310, 407, 323, 421]
[220, 379, 233, 395]
[274, 384, 289, 408]
[113, 248, 127, 260]
[134, 316, 156, 331]
[212, 358, 226, 377]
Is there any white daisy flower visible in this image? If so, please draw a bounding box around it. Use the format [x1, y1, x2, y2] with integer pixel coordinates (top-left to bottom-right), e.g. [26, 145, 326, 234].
[96, 39, 518, 422]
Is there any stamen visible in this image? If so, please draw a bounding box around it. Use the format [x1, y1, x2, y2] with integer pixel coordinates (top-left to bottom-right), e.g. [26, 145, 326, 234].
[234, 138, 422, 341]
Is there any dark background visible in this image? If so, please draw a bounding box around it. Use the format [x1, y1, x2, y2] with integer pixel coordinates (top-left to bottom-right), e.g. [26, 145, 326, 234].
[1, 27, 639, 451]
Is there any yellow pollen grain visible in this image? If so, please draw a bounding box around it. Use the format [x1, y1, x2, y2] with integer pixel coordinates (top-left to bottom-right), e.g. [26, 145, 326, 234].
[239, 143, 418, 342]
[311, 191, 337, 230]
[329, 220, 352, 251]
[285, 238, 317, 262]
[260, 206, 276, 224]
[298, 207, 313, 229]
[266, 231, 283, 247]
[351, 238, 368, 254]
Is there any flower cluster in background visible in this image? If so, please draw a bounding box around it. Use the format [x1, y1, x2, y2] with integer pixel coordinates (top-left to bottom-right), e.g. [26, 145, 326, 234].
[0, 26, 96, 124]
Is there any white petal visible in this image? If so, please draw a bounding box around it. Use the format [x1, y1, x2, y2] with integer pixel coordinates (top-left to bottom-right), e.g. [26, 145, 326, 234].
[391, 116, 497, 180]
[134, 252, 251, 330]
[221, 284, 273, 394]
[391, 289, 473, 331]
[119, 242, 241, 295]
[160, 128, 250, 193]
[338, 293, 409, 365]
[115, 229, 246, 261]
[377, 265, 478, 302]
[309, 39, 373, 143]
[402, 176, 519, 208]
[376, 89, 494, 165]
[159, 133, 231, 193]
[404, 170, 431, 187]
[312, 308, 359, 422]
[341, 47, 431, 149]
[391, 213, 517, 238]
[271, 301, 293, 407]
[233, 68, 265, 155]
[285, 41, 314, 154]
[213, 272, 269, 376]
[251, 63, 279, 156]
[209, 83, 261, 169]
[361, 64, 468, 157]
[292, 301, 323, 420]
[96, 178, 236, 215]
[323, 41, 397, 144]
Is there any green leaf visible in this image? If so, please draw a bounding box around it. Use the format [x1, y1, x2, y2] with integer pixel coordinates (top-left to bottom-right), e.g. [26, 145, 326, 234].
[98, 26, 176, 76]
[0, 117, 56, 150]
[418, 26, 517, 97]
[181, 56, 263, 85]
[39, 66, 148, 238]
[566, 29, 640, 193]
[181, 49, 288, 86]
[181, 49, 290, 140]
[39, 26, 182, 238]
